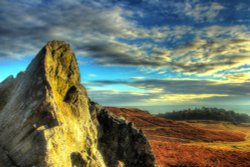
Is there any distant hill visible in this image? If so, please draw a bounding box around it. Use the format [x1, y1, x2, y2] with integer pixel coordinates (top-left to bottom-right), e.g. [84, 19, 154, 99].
[158, 107, 250, 123]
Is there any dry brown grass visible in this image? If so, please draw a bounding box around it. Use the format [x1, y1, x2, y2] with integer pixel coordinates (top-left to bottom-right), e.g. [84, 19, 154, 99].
[106, 107, 250, 167]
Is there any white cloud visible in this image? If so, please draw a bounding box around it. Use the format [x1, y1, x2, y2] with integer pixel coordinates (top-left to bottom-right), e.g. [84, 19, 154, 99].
[87, 74, 97, 77]
[183, 2, 224, 22]
[169, 38, 250, 75]
[1, 0, 249, 79]
[144, 93, 228, 104]
[131, 76, 145, 80]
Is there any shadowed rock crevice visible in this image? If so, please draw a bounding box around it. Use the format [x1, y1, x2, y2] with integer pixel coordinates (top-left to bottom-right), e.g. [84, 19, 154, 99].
[0, 146, 19, 167]
[64, 86, 78, 104]
[70, 152, 87, 167]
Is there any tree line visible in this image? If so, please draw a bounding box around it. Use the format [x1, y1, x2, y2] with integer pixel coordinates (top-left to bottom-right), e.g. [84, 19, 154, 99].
[158, 107, 250, 123]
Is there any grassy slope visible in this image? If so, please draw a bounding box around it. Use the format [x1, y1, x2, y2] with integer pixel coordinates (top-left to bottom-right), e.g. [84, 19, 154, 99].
[106, 107, 250, 167]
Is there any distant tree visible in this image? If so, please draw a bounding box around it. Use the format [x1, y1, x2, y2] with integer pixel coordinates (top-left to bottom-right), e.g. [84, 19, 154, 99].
[157, 107, 250, 123]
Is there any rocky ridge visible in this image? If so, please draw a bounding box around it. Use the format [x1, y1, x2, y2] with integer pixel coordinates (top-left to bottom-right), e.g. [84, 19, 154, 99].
[91, 102, 156, 167]
[0, 41, 156, 167]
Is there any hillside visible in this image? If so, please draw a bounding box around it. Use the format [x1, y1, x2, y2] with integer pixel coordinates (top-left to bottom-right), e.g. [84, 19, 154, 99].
[106, 107, 250, 167]
[158, 107, 250, 123]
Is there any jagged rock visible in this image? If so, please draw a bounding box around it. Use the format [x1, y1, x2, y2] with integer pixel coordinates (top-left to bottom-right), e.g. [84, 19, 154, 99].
[0, 41, 105, 167]
[90, 102, 156, 167]
[0, 41, 156, 167]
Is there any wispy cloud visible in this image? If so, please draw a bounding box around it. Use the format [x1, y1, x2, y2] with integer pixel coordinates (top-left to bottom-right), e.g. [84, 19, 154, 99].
[183, 2, 224, 22]
[0, 1, 143, 57]
[1, 0, 249, 109]
[89, 79, 250, 96]
[1, 1, 249, 77]
[169, 38, 250, 75]
[0, 0, 172, 59]
[144, 94, 228, 104]
[81, 41, 171, 66]
[86, 78, 250, 106]
[81, 24, 250, 75]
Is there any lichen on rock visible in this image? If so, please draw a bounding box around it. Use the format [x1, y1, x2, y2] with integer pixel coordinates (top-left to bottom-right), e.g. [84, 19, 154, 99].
[0, 41, 105, 167]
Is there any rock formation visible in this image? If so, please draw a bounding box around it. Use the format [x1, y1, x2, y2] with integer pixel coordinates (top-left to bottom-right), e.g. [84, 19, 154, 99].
[0, 41, 156, 167]
[90, 102, 156, 167]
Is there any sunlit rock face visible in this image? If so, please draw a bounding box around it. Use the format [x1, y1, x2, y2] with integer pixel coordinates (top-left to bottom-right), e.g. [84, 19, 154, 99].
[0, 41, 156, 167]
[0, 41, 105, 167]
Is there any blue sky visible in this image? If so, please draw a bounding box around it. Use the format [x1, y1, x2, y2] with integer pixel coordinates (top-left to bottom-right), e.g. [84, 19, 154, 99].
[0, 0, 250, 114]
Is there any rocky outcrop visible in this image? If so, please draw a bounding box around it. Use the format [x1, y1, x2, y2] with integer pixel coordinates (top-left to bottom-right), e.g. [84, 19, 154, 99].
[0, 41, 105, 167]
[0, 41, 156, 167]
[90, 102, 156, 167]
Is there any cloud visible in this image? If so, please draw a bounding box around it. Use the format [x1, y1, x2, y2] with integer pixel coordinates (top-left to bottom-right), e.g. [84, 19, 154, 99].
[86, 77, 250, 106]
[80, 41, 170, 66]
[87, 89, 154, 106]
[169, 38, 250, 75]
[0, 0, 174, 59]
[225, 72, 250, 83]
[88, 78, 250, 98]
[183, 2, 224, 22]
[144, 94, 228, 104]
[87, 73, 97, 77]
[88, 88, 230, 106]
[1, 0, 249, 78]
[80, 24, 250, 74]
[196, 25, 250, 39]
[0, 1, 154, 58]
[140, 0, 225, 23]
[131, 76, 145, 80]
[84, 76, 250, 107]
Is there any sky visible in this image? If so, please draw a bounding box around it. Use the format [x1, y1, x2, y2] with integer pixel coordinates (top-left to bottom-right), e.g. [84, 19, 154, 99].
[0, 0, 250, 114]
